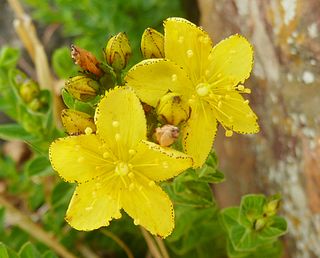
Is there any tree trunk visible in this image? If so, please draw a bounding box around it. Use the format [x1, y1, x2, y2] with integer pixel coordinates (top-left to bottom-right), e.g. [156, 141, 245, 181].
[197, 0, 320, 257]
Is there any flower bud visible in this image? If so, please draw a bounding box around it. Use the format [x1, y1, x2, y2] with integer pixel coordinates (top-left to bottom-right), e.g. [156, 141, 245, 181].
[141, 28, 164, 59]
[155, 125, 179, 147]
[254, 217, 268, 231]
[104, 32, 131, 71]
[71, 45, 103, 77]
[61, 109, 96, 135]
[264, 195, 281, 217]
[65, 75, 100, 101]
[28, 98, 42, 111]
[157, 93, 190, 125]
[19, 79, 40, 103]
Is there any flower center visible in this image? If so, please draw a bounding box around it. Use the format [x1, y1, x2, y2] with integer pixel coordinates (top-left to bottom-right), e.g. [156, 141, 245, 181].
[196, 83, 210, 97]
[115, 162, 130, 176]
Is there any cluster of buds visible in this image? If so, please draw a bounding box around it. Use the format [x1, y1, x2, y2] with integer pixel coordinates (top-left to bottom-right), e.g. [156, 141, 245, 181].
[14, 71, 48, 112]
[253, 195, 281, 231]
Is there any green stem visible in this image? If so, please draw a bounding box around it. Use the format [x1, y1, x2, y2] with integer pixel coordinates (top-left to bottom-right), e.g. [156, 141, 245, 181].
[100, 229, 134, 258]
[0, 196, 76, 258]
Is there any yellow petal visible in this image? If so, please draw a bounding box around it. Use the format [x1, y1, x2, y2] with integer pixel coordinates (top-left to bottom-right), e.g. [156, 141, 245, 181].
[206, 34, 253, 86]
[66, 179, 121, 231]
[131, 140, 192, 181]
[121, 174, 174, 238]
[213, 92, 259, 134]
[125, 59, 193, 107]
[183, 100, 217, 168]
[61, 109, 96, 135]
[164, 17, 213, 84]
[49, 135, 114, 183]
[95, 88, 146, 157]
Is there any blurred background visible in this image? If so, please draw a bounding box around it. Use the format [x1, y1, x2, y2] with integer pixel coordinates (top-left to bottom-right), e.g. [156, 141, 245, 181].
[0, 0, 320, 257]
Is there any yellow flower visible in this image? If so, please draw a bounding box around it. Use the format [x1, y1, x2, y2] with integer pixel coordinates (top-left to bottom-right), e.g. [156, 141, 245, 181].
[49, 88, 192, 237]
[125, 17, 259, 167]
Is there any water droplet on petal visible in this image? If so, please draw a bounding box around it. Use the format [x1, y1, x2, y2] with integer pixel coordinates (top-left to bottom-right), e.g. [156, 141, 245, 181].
[112, 120, 119, 128]
[178, 36, 184, 43]
[134, 219, 140, 225]
[225, 130, 233, 137]
[85, 127, 93, 135]
[115, 133, 121, 141]
[186, 49, 193, 58]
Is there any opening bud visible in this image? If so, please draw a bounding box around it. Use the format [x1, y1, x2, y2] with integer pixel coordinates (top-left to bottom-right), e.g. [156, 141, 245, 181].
[155, 125, 179, 147]
[253, 217, 268, 231]
[263, 194, 281, 217]
[65, 75, 100, 101]
[104, 32, 132, 71]
[141, 28, 164, 59]
[61, 109, 96, 135]
[157, 93, 190, 125]
[71, 45, 103, 77]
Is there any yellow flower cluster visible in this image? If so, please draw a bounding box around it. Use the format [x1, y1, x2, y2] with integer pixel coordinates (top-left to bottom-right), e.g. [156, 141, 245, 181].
[49, 17, 259, 238]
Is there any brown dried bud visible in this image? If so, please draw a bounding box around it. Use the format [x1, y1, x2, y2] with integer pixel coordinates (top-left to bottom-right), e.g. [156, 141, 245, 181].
[155, 125, 179, 147]
[71, 45, 103, 77]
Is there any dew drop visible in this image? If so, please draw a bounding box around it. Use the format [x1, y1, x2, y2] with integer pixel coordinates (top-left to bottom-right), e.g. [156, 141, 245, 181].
[115, 133, 121, 141]
[162, 161, 169, 169]
[225, 130, 233, 137]
[148, 181, 155, 187]
[178, 36, 184, 43]
[112, 120, 119, 128]
[128, 149, 136, 156]
[171, 74, 177, 82]
[84, 127, 93, 135]
[186, 49, 193, 58]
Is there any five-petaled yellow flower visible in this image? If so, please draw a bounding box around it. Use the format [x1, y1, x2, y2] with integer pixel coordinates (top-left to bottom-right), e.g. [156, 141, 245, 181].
[125, 17, 259, 167]
[49, 88, 192, 238]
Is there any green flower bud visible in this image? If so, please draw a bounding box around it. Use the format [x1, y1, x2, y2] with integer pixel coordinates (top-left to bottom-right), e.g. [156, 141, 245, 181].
[28, 98, 42, 111]
[65, 75, 100, 101]
[19, 79, 40, 103]
[141, 28, 164, 59]
[264, 195, 281, 217]
[61, 109, 96, 135]
[104, 32, 131, 71]
[157, 93, 190, 125]
[254, 217, 268, 231]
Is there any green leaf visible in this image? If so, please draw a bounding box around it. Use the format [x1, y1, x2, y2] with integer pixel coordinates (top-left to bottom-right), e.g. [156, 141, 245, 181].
[239, 195, 266, 227]
[25, 156, 52, 177]
[197, 164, 225, 183]
[0, 243, 9, 258]
[0, 47, 20, 69]
[19, 242, 41, 258]
[0, 124, 34, 141]
[220, 207, 240, 233]
[42, 250, 59, 258]
[61, 89, 75, 109]
[259, 216, 287, 239]
[52, 47, 78, 79]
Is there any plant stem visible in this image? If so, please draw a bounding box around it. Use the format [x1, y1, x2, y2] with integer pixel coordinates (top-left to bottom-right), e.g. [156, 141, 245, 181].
[140, 227, 162, 258]
[0, 195, 76, 258]
[155, 237, 170, 258]
[100, 229, 134, 258]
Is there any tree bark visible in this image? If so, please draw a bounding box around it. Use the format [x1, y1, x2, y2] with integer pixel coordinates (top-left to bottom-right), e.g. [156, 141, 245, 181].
[197, 0, 320, 257]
